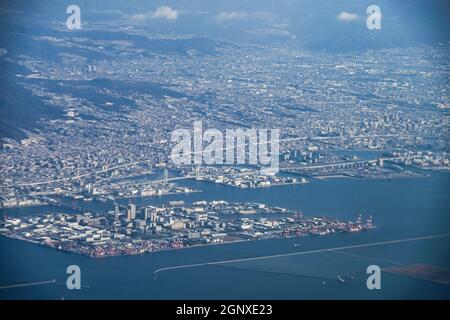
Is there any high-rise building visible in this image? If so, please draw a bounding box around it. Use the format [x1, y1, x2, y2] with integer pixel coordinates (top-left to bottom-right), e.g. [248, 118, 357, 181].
[114, 203, 120, 220]
[195, 166, 200, 180]
[127, 204, 136, 220]
[164, 168, 168, 184]
[142, 207, 151, 220]
[150, 211, 158, 222]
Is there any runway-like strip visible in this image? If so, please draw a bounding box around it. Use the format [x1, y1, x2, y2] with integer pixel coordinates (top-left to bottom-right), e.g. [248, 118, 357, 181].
[0, 279, 56, 290]
[153, 233, 450, 276]
[331, 250, 403, 266]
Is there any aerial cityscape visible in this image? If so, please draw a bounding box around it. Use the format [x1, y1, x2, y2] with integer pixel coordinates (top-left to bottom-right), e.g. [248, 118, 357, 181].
[0, 0, 449, 302]
[1, 200, 374, 257]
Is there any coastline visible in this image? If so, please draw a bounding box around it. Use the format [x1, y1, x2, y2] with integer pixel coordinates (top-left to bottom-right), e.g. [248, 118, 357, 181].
[0, 226, 374, 259]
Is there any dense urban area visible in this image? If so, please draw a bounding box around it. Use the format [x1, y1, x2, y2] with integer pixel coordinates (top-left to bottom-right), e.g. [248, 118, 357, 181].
[0, 200, 374, 257]
[0, 20, 449, 260]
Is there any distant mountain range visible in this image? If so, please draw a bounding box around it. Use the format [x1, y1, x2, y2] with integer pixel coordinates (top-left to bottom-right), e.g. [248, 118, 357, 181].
[0, 0, 449, 142]
[0, 19, 232, 142]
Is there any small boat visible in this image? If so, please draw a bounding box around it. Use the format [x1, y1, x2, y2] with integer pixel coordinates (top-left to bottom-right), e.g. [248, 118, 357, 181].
[337, 274, 345, 283]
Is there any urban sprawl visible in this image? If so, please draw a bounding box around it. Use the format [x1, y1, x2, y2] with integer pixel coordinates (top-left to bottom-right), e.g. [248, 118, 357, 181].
[0, 201, 374, 258]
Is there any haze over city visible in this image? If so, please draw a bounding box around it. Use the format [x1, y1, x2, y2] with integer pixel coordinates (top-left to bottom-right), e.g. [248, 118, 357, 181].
[0, 0, 449, 302]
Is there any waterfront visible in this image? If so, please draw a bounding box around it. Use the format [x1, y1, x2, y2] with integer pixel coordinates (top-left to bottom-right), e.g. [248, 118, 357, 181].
[1, 172, 449, 299]
[4, 199, 368, 258]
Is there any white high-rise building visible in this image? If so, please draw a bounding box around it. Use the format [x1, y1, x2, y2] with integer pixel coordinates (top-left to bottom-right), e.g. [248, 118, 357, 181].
[127, 204, 136, 220]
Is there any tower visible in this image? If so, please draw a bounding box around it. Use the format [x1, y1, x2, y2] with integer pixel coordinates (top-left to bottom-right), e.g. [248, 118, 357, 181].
[114, 203, 120, 220]
[127, 204, 136, 220]
[142, 207, 151, 220]
[164, 168, 168, 184]
[195, 166, 200, 180]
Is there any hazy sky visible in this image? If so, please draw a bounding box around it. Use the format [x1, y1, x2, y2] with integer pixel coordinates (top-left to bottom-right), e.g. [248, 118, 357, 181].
[1, 0, 449, 51]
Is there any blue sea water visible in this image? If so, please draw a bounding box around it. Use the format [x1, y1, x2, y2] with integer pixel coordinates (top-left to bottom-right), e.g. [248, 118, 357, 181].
[1, 172, 449, 299]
